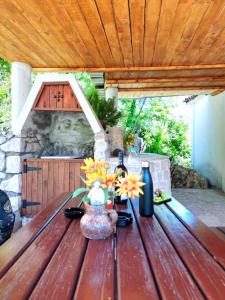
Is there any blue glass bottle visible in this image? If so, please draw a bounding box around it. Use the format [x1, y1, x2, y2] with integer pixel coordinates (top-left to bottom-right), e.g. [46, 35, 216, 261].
[139, 161, 154, 217]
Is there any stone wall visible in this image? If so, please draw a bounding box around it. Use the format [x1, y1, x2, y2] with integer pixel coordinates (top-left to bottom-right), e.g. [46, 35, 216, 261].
[108, 153, 171, 195]
[24, 111, 95, 157]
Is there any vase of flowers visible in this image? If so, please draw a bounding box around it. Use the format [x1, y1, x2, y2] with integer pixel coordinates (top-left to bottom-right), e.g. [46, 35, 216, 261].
[73, 158, 144, 239]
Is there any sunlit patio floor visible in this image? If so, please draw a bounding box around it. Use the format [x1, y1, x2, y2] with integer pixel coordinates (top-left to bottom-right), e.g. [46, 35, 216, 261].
[172, 188, 225, 227]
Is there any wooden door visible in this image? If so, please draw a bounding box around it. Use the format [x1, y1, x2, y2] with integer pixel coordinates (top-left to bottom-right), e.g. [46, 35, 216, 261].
[21, 158, 84, 216]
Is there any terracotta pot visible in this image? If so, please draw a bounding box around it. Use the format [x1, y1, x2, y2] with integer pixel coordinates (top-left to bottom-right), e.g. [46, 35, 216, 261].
[80, 203, 118, 240]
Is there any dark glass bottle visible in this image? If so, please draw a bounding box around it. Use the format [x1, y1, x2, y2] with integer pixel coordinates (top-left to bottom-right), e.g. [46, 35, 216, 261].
[139, 161, 154, 217]
[114, 151, 128, 204]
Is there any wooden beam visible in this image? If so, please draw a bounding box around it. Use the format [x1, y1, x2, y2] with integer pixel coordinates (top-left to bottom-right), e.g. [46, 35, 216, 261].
[106, 77, 225, 84]
[32, 64, 225, 73]
[210, 89, 225, 96]
[118, 86, 223, 92]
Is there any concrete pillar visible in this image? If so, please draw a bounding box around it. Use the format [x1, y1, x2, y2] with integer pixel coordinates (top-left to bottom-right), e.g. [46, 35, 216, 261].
[11, 62, 32, 130]
[105, 87, 118, 106]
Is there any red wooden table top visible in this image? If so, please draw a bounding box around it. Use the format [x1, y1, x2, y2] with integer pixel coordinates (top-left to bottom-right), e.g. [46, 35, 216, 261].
[0, 193, 225, 300]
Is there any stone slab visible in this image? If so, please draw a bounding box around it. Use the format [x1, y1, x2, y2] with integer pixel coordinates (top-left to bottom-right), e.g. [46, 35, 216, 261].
[0, 174, 22, 193]
[0, 151, 5, 171]
[0, 137, 25, 152]
[6, 156, 22, 173]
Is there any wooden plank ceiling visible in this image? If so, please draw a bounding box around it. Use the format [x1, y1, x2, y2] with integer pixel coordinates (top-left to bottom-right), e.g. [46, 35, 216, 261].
[0, 0, 225, 96]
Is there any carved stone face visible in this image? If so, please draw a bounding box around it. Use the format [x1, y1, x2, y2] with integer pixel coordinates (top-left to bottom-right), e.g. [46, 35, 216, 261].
[50, 113, 94, 146]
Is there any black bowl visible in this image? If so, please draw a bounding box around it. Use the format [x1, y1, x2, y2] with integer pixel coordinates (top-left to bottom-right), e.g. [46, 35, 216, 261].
[64, 207, 84, 219]
[116, 212, 133, 227]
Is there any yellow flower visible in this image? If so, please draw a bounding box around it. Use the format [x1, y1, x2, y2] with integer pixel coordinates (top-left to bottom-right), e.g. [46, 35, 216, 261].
[85, 168, 106, 187]
[117, 174, 145, 199]
[102, 174, 117, 189]
[81, 158, 109, 175]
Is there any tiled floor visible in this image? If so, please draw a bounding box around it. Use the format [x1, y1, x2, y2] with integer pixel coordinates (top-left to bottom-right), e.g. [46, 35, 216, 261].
[172, 188, 225, 227]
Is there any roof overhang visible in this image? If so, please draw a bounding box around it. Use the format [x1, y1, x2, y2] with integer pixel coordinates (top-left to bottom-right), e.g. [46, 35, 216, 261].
[1, 1, 225, 96]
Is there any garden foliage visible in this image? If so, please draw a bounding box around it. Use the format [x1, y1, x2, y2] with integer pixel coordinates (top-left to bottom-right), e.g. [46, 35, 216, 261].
[119, 98, 191, 166]
[0, 58, 11, 130]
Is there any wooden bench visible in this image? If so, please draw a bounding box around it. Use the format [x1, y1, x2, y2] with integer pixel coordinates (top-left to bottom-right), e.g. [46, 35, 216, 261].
[0, 195, 224, 299]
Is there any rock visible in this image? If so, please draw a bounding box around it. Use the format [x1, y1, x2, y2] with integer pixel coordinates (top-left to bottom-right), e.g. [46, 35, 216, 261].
[25, 142, 41, 153]
[94, 131, 110, 161]
[0, 151, 5, 171]
[9, 196, 21, 212]
[0, 137, 25, 152]
[171, 165, 208, 189]
[0, 136, 6, 145]
[6, 156, 21, 173]
[0, 174, 22, 193]
[106, 126, 124, 154]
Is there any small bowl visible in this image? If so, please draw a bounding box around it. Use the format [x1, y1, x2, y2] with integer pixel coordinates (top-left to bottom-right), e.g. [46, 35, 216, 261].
[64, 207, 84, 219]
[117, 212, 133, 227]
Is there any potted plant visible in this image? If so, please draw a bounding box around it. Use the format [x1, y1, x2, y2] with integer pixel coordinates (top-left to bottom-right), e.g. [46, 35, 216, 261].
[73, 158, 144, 239]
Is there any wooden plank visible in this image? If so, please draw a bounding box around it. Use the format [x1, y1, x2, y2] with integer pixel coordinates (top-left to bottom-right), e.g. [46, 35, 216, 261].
[210, 228, 225, 241]
[56, 84, 63, 109]
[58, 161, 65, 195]
[76, 0, 114, 66]
[69, 161, 76, 192]
[0, 209, 72, 299]
[144, 0, 161, 66]
[129, 0, 145, 66]
[162, 0, 193, 65]
[64, 162, 70, 192]
[32, 64, 225, 72]
[154, 204, 225, 299]
[118, 86, 222, 92]
[31, 159, 38, 215]
[112, 0, 133, 66]
[29, 220, 87, 300]
[63, 0, 105, 66]
[47, 159, 54, 202]
[26, 160, 33, 216]
[172, 1, 211, 66]
[116, 201, 159, 300]
[21, 159, 27, 217]
[74, 238, 114, 300]
[167, 198, 225, 268]
[210, 89, 225, 96]
[106, 77, 225, 84]
[53, 161, 59, 198]
[95, 0, 124, 66]
[49, 85, 57, 109]
[0, 192, 72, 278]
[217, 227, 225, 235]
[42, 161, 49, 209]
[153, 0, 179, 66]
[131, 199, 204, 299]
[63, 84, 72, 109]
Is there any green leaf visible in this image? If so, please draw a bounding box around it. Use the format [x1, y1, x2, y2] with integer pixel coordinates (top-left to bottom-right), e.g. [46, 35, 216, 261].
[72, 188, 89, 199]
[82, 194, 90, 203]
[104, 189, 109, 204]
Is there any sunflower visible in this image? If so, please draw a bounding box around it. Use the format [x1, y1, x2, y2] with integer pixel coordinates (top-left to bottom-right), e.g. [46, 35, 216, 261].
[81, 158, 109, 175]
[102, 174, 117, 189]
[117, 174, 145, 199]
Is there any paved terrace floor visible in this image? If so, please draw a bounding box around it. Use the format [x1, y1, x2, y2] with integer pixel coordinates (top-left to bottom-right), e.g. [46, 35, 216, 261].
[172, 188, 225, 227]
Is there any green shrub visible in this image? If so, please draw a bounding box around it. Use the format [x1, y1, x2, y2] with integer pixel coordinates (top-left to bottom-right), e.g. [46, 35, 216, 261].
[0, 58, 11, 131]
[119, 97, 191, 166]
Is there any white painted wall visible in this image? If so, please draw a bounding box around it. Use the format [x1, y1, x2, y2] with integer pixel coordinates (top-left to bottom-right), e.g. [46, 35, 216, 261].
[192, 92, 225, 191]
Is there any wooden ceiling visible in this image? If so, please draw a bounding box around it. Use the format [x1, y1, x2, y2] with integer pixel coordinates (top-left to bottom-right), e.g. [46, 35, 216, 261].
[0, 0, 225, 96]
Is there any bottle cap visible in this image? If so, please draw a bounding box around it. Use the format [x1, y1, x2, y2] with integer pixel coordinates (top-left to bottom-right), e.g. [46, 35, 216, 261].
[141, 161, 149, 168]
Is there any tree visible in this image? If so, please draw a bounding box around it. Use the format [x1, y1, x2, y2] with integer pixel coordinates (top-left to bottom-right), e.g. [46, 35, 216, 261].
[0, 58, 11, 131]
[119, 97, 191, 166]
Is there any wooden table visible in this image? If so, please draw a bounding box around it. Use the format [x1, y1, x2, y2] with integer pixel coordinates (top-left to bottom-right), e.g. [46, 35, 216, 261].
[0, 193, 225, 300]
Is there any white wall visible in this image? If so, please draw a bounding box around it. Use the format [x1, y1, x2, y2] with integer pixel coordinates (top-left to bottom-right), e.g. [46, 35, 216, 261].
[192, 92, 225, 191]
